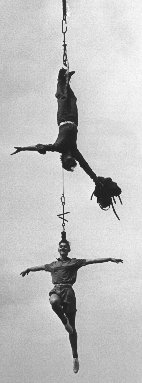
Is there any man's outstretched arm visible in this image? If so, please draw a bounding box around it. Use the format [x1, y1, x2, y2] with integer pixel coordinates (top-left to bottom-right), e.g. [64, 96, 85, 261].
[11, 144, 56, 156]
[20, 264, 46, 277]
[74, 148, 98, 183]
[85, 258, 123, 265]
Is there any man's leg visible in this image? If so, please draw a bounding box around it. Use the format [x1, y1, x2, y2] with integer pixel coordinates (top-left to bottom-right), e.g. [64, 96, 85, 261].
[49, 294, 73, 334]
[55, 68, 77, 127]
[66, 311, 79, 373]
[66, 311, 78, 359]
[56, 68, 68, 102]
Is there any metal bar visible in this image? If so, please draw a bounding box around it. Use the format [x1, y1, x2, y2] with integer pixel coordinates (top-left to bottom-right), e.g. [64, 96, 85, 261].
[57, 212, 70, 216]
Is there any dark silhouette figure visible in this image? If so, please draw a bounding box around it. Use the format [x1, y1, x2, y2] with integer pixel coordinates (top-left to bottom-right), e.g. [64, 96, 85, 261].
[11, 66, 122, 217]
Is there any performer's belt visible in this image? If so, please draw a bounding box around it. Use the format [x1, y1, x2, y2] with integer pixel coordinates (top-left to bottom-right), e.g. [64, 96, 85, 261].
[54, 283, 72, 287]
[59, 121, 76, 127]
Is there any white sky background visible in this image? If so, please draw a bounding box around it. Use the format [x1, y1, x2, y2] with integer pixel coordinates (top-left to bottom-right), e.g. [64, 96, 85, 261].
[1, 0, 142, 382]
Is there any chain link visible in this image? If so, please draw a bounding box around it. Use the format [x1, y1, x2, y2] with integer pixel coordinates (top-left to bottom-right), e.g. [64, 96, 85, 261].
[61, 194, 65, 205]
[62, 0, 67, 20]
[62, 0, 68, 66]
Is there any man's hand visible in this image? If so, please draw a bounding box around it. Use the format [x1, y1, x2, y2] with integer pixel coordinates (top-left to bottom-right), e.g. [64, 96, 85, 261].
[11, 147, 23, 155]
[35, 144, 47, 154]
[110, 258, 123, 264]
[20, 268, 30, 277]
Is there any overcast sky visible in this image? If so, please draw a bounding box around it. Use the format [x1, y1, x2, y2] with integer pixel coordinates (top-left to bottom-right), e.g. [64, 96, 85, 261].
[1, 1, 142, 382]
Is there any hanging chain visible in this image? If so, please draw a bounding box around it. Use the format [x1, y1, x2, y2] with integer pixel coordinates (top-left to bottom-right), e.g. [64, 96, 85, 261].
[62, 0, 68, 66]
[57, 168, 70, 232]
[57, 1, 70, 237]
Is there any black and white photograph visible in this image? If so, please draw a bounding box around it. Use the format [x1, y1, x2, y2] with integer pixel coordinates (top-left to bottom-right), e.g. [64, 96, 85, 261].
[1, 1, 142, 382]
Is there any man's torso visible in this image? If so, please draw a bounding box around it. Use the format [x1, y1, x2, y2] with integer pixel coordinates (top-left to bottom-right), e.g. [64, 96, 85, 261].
[45, 257, 86, 285]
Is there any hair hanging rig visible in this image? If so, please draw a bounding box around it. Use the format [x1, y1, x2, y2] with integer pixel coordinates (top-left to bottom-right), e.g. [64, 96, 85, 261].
[57, 167, 70, 241]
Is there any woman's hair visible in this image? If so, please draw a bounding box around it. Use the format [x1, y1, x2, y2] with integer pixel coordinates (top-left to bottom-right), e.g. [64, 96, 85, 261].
[60, 153, 77, 172]
[59, 239, 71, 252]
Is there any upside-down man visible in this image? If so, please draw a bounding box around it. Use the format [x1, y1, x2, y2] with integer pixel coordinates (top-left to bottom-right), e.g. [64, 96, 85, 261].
[11, 66, 122, 215]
